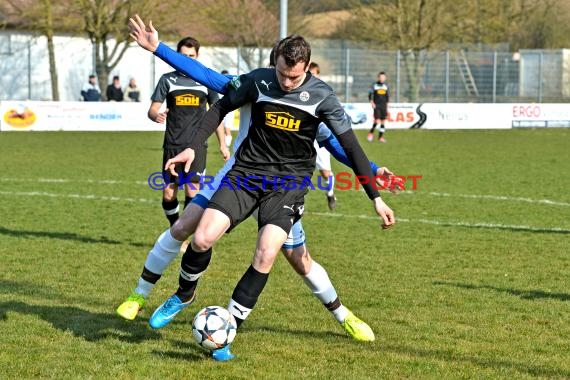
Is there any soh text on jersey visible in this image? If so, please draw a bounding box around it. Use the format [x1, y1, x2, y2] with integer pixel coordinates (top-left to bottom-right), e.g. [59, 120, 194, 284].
[174, 94, 200, 106]
[264, 111, 301, 132]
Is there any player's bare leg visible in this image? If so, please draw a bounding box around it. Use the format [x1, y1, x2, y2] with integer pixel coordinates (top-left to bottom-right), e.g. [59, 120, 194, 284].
[319, 169, 336, 210]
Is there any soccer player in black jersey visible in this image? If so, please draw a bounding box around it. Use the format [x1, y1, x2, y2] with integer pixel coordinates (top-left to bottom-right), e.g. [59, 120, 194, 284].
[367, 71, 390, 143]
[149, 35, 395, 360]
[148, 37, 229, 226]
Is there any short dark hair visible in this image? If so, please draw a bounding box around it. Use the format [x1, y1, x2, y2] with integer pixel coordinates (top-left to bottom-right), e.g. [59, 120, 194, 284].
[177, 37, 200, 53]
[309, 62, 320, 75]
[113, 75, 120, 81]
[221, 70, 229, 75]
[269, 46, 276, 67]
[379, 71, 386, 76]
[274, 35, 311, 68]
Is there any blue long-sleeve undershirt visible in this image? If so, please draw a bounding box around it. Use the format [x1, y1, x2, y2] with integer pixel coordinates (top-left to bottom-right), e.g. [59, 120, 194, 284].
[155, 42, 230, 94]
[318, 132, 380, 175]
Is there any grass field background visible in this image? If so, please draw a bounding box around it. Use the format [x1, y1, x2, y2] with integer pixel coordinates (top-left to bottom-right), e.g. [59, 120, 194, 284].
[0, 129, 569, 379]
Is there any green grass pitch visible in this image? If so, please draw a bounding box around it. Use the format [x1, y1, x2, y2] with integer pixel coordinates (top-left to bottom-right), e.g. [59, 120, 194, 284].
[0, 129, 569, 379]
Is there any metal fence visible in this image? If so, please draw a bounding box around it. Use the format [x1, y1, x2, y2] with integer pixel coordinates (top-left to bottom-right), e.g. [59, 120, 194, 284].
[310, 39, 570, 103]
[2, 32, 569, 103]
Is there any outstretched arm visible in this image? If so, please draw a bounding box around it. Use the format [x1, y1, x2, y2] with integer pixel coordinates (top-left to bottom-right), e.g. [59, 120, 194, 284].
[319, 98, 395, 228]
[316, 124, 378, 172]
[334, 129, 395, 228]
[128, 15, 231, 94]
[317, 130, 396, 191]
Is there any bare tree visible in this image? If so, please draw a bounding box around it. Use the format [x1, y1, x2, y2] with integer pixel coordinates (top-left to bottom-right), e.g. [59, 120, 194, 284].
[192, 0, 278, 70]
[2, 0, 75, 100]
[73, 0, 186, 99]
[338, 0, 464, 101]
[78, 0, 139, 98]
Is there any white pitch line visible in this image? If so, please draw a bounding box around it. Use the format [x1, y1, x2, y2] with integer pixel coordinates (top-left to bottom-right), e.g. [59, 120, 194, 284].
[1, 190, 567, 233]
[1, 176, 569, 207]
[0, 190, 156, 204]
[308, 212, 570, 234]
[422, 191, 570, 207]
[0, 177, 148, 186]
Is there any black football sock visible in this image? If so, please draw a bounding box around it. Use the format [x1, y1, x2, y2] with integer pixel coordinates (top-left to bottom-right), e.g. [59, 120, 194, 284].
[369, 123, 377, 133]
[229, 265, 269, 328]
[175, 245, 212, 302]
[162, 199, 179, 226]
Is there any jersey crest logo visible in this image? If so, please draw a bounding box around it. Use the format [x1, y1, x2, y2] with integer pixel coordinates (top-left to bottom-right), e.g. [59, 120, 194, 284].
[260, 80, 272, 91]
[174, 94, 200, 106]
[230, 76, 241, 90]
[299, 91, 310, 102]
[265, 112, 301, 132]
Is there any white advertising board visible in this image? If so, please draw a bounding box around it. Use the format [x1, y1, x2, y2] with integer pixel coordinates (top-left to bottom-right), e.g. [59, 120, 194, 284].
[346, 103, 570, 129]
[0, 101, 163, 131]
[2, 101, 569, 131]
[510, 104, 570, 128]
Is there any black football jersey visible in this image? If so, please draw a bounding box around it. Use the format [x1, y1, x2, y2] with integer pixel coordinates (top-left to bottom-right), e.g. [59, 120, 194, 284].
[368, 81, 389, 105]
[151, 71, 219, 148]
[224, 69, 352, 178]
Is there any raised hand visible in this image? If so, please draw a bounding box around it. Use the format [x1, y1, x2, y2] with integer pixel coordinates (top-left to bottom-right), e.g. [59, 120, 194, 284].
[128, 14, 159, 52]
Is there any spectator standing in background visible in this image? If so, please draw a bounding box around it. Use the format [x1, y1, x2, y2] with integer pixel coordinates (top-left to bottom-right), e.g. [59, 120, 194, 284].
[124, 77, 141, 102]
[80, 74, 101, 101]
[106, 75, 124, 101]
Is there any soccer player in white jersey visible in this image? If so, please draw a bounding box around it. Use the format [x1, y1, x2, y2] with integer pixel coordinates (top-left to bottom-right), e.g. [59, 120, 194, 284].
[309, 62, 336, 210]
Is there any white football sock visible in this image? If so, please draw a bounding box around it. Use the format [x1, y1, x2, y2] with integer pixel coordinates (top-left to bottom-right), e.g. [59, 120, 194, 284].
[327, 173, 335, 197]
[134, 229, 182, 297]
[303, 261, 348, 322]
[331, 305, 349, 323]
[134, 278, 154, 298]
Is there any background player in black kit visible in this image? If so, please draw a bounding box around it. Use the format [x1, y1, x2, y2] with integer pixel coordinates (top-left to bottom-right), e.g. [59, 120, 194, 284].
[148, 37, 229, 226]
[367, 71, 390, 143]
[151, 35, 395, 361]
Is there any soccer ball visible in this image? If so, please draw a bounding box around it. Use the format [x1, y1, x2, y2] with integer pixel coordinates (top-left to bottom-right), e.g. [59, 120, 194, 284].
[192, 306, 237, 350]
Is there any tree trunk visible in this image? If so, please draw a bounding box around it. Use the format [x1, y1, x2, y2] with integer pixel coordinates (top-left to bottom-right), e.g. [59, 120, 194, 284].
[401, 50, 424, 102]
[402, 53, 417, 102]
[94, 40, 108, 100]
[43, 0, 59, 100]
